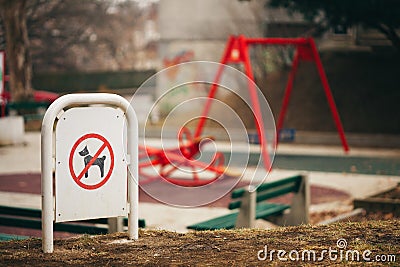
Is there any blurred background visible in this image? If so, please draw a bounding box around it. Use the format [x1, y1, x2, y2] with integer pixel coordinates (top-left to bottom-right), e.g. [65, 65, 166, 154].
[1, 0, 399, 144]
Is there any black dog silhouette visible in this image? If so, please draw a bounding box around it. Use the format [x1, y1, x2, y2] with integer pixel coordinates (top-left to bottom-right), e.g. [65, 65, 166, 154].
[78, 146, 106, 178]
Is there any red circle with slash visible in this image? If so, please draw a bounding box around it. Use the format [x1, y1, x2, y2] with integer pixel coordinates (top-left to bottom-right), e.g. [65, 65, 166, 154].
[69, 133, 114, 190]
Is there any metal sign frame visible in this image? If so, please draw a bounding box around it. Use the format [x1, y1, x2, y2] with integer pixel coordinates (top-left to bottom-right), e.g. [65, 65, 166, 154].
[41, 93, 139, 253]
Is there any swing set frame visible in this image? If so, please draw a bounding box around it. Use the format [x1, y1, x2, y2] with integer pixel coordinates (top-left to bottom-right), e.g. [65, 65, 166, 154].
[138, 35, 349, 187]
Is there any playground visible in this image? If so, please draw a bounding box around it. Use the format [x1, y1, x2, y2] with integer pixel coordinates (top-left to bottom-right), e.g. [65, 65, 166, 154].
[1, 20, 400, 266]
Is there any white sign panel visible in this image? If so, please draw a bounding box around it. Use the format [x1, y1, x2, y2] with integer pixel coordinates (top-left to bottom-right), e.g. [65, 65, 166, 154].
[55, 107, 127, 222]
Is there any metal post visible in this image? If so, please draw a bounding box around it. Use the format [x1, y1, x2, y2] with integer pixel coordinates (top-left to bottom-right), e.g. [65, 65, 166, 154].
[276, 49, 300, 133]
[240, 35, 272, 171]
[41, 113, 54, 253]
[308, 39, 349, 152]
[194, 35, 235, 138]
[41, 93, 138, 253]
[235, 190, 256, 228]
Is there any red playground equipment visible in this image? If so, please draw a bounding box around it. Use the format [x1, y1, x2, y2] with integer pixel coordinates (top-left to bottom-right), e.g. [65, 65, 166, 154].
[138, 35, 349, 187]
[138, 129, 226, 187]
[213, 35, 349, 152]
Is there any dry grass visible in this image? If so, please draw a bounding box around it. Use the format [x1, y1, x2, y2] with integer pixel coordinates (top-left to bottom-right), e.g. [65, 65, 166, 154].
[1, 220, 399, 266]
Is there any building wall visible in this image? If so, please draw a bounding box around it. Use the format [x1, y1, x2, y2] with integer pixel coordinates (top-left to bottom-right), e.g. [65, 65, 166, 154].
[158, 0, 267, 64]
[156, 0, 267, 116]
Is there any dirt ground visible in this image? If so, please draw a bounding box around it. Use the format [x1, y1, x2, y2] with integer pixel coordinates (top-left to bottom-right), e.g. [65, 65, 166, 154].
[1, 219, 398, 266]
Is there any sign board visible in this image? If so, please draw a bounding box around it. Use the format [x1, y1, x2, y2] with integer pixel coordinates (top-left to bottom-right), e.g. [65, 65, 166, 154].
[55, 106, 127, 222]
[42, 93, 138, 253]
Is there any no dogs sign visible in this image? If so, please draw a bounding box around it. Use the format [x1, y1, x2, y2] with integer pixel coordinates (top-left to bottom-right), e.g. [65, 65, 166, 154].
[55, 107, 128, 222]
[69, 133, 115, 190]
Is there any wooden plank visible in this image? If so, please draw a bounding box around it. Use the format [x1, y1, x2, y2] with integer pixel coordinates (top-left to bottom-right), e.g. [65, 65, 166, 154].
[0, 216, 108, 234]
[353, 198, 400, 216]
[256, 185, 296, 203]
[256, 175, 301, 193]
[229, 200, 283, 211]
[256, 204, 290, 219]
[187, 203, 290, 231]
[229, 183, 298, 210]
[187, 213, 238, 230]
[0, 205, 146, 228]
[7, 101, 50, 110]
[231, 175, 302, 199]
[0, 233, 30, 241]
[0, 205, 41, 218]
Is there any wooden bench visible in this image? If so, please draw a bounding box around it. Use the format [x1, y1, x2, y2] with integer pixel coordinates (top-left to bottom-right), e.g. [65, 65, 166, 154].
[6, 101, 50, 122]
[187, 174, 309, 230]
[0, 205, 145, 241]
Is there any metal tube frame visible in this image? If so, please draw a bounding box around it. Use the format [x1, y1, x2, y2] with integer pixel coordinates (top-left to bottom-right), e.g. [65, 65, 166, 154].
[41, 93, 139, 253]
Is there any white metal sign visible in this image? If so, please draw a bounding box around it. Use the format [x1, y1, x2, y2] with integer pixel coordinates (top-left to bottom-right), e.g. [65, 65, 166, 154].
[55, 107, 127, 222]
[41, 93, 139, 253]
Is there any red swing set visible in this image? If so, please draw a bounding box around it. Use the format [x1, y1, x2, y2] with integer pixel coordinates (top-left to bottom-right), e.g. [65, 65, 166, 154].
[138, 35, 349, 187]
